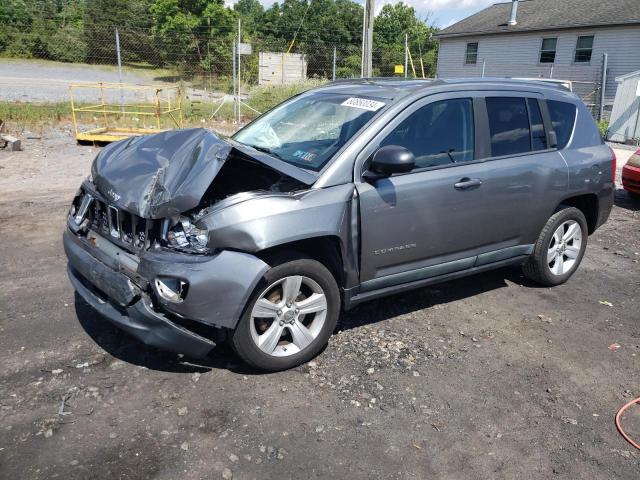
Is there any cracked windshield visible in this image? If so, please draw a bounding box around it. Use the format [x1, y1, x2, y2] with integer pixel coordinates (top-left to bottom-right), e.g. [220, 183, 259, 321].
[233, 93, 386, 171]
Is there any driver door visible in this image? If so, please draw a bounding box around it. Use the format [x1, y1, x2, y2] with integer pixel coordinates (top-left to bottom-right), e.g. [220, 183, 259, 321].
[356, 93, 494, 287]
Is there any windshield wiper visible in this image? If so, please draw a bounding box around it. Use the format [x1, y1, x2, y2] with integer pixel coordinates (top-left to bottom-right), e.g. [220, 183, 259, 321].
[246, 144, 285, 161]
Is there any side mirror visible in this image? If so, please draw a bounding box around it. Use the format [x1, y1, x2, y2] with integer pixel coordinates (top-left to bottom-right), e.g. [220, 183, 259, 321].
[367, 145, 415, 178]
[548, 130, 558, 149]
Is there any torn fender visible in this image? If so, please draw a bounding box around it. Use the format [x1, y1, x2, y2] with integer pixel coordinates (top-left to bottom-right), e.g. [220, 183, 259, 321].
[199, 184, 355, 251]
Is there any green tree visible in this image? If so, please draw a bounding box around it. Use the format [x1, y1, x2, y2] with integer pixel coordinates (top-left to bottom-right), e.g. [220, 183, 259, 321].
[83, 0, 154, 64]
[374, 2, 437, 77]
[150, 0, 237, 76]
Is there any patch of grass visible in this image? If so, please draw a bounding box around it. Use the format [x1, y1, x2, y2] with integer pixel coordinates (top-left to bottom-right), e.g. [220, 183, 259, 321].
[0, 81, 330, 128]
[0, 101, 72, 123]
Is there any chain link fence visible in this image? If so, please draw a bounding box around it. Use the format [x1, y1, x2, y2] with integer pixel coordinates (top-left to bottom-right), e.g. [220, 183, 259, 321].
[1, 22, 438, 126]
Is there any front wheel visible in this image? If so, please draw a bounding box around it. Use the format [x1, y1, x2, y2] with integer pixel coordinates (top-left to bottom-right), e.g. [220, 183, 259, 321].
[231, 257, 340, 371]
[523, 206, 588, 286]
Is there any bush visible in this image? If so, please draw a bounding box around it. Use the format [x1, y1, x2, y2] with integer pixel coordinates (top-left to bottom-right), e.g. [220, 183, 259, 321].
[597, 120, 609, 138]
[47, 28, 87, 63]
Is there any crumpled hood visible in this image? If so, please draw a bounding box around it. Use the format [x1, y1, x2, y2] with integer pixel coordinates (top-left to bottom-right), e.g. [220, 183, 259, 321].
[92, 128, 232, 219]
[91, 128, 316, 219]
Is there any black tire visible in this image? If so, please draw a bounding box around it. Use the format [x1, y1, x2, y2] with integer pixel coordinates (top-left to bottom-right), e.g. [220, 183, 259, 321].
[523, 206, 588, 286]
[231, 256, 340, 371]
[628, 191, 640, 202]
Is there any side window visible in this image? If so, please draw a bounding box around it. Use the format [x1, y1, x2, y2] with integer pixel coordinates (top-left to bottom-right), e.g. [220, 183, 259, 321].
[381, 98, 475, 169]
[465, 43, 478, 64]
[547, 100, 577, 149]
[527, 98, 547, 151]
[486, 97, 531, 157]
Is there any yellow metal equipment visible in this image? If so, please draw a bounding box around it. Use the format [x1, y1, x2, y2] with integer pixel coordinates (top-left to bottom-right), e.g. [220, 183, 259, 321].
[69, 83, 183, 143]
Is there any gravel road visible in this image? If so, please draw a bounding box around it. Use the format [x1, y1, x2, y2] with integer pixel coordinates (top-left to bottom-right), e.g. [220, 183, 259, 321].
[0, 59, 169, 103]
[0, 129, 639, 479]
[0, 59, 222, 104]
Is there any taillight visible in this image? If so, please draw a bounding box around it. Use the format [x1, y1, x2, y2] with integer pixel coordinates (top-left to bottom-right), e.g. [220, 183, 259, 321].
[609, 146, 617, 184]
[627, 149, 640, 168]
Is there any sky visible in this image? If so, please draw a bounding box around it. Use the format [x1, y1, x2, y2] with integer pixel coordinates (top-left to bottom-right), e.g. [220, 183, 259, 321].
[225, 0, 500, 29]
[374, 0, 497, 28]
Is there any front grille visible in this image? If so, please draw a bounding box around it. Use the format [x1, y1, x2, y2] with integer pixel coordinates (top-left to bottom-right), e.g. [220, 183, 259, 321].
[72, 188, 161, 251]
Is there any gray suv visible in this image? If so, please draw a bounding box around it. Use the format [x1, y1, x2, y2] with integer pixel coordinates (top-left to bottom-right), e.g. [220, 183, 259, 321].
[64, 78, 614, 371]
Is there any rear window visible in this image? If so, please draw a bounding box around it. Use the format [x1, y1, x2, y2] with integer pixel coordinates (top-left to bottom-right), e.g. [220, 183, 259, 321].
[527, 98, 547, 151]
[486, 97, 531, 157]
[547, 100, 577, 149]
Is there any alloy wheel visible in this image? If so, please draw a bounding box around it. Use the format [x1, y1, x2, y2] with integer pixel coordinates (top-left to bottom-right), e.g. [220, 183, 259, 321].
[547, 220, 582, 276]
[249, 275, 328, 357]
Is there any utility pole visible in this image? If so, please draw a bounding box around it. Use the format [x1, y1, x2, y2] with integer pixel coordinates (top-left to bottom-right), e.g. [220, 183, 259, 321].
[361, 0, 374, 78]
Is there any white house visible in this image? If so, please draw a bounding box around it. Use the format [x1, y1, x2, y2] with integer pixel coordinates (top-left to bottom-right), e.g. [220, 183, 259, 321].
[435, 0, 640, 119]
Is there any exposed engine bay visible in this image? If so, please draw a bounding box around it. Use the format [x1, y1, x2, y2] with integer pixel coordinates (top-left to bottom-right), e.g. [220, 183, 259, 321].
[70, 128, 309, 256]
[198, 150, 306, 209]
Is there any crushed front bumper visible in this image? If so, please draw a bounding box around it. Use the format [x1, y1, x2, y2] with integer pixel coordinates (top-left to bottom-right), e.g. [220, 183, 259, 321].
[68, 265, 216, 358]
[63, 229, 269, 358]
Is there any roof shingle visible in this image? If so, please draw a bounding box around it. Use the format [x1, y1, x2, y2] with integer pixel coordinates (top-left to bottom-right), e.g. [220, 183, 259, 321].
[436, 0, 640, 38]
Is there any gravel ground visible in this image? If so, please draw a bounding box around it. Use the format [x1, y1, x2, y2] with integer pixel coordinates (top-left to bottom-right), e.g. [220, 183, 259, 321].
[0, 129, 639, 479]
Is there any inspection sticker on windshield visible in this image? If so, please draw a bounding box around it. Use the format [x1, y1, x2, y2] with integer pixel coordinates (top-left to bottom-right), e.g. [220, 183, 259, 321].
[341, 97, 386, 111]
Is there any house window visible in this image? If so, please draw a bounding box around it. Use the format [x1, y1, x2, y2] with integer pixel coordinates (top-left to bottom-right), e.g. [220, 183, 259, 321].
[465, 42, 478, 64]
[574, 35, 594, 63]
[539, 38, 557, 63]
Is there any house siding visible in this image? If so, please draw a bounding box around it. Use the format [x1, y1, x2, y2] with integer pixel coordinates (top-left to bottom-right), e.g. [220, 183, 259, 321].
[436, 25, 640, 116]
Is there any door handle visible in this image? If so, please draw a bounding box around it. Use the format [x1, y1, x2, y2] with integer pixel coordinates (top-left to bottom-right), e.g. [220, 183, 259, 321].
[454, 178, 483, 189]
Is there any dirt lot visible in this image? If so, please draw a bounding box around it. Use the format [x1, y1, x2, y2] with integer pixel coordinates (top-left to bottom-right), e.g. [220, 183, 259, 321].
[1, 129, 639, 479]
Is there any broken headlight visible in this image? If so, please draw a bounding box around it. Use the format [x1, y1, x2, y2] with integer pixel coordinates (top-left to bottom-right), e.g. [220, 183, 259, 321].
[166, 217, 210, 254]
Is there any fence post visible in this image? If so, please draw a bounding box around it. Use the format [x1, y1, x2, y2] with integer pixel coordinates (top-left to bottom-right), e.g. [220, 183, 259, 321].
[115, 28, 124, 113]
[115, 28, 123, 83]
[232, 41, 237, 124]
[237, 18, 241, 124]
[332, 47, 336, 81]
[599, 53, 608, 122]
[404, 33, 408, 79]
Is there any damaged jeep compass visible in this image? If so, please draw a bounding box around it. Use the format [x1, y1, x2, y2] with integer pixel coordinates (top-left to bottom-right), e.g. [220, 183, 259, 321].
[65, 78, 614, 371]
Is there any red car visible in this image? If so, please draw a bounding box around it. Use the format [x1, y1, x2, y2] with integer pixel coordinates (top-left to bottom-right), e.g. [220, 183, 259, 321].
[622, 148, 640, 200]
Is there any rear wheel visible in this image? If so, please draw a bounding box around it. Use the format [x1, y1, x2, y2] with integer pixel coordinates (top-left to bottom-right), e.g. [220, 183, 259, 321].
[628, 191, 640, 202]
[231, 257, 340, 371]
[523, 206, 588, 286]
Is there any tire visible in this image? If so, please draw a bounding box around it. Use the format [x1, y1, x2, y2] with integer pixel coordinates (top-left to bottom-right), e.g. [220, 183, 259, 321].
[628, 191, 640, 202]
[523, 206, 588, 287]
[231, 256, 340, 371]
